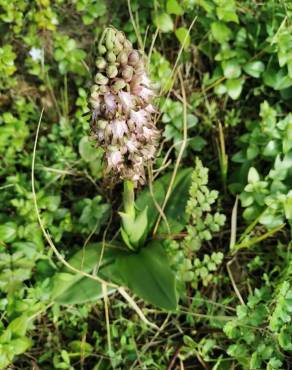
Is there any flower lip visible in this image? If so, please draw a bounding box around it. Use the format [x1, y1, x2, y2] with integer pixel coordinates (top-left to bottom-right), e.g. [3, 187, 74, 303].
[111, 119, 128, 139]
[118, 91, 135, 111]
[130, 109, 148, 127]
[104, 93, 116, 113]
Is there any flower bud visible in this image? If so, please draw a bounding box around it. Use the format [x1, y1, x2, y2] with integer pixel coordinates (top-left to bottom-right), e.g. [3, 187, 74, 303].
[105, 29, 115, 50]
[135, 61, 144, 75]
[117, 51, 128, 65]
[98, 119, 107, 130]
[100, 85, 109, 94]
[112, 78, 126, 92]
[95, 72, 109, 85]
[106, 64, 118, 78]
[90, 27, 159, 184]
[128, 50, 139, 66]
[98, 44, 107, 54]
[116, 31, 125, 44]
[122, 65, 133, 82]
[90, 95, 100, 109]
[113, 40, 123, 55]
[106, 51, 116, 63]
[91, 84, 99, 94]
[96, 57, 107, 70]
[91, 90, 99, 99]
[124, 40, 132, 50]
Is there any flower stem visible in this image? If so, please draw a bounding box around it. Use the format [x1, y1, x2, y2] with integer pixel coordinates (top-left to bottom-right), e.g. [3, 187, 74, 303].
[123, 180, 135, 218]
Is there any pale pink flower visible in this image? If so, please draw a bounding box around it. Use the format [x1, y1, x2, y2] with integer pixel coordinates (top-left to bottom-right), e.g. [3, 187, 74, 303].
[90, 27, 160, 183]
[143, 126, 154, 140]
[97, 130, 104, 141]
[125, 138, 138, 152]
[132, 84, 154, 101]
[140, 73, 151, 86]
[130, 109, 148, 127]
[145, 104, 156, 114]
[118, 91, 134, 111]
[104, 93, 116, 113]
[108, 149, 122, 167]
[139, 87, 154, 100]
[111, 119, 128, 139]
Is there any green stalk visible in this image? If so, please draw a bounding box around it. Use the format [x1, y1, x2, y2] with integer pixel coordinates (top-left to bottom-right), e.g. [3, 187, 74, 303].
[123, 180, 135, 218]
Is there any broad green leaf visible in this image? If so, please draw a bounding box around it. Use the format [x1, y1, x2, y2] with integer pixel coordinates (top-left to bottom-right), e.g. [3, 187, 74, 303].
[119, 206, 148, 248]
[69, 340, 94, 354]
[188, 136, 207, 152]
[226, 78, 244, 100]
[8, 316, 29, 337]
[136, 168, 193, 234]
[247, 167, 260, 183]
[110, 241, 177, 310]
[153, 13, 173, 33]
[79, 136, 100, 162]
[243, 61, 265, 78]
[51, 243, 118, 304]
[263, 68, 292, 90]
[175, 27, 190, 49]
[211, 22, 232, 43]
[55, 275, 115, 305]
[166, 0, 184, 15]
[216, 1, 239, 23]
[222, 60, 241, 79]
[11, 337, 33, 355]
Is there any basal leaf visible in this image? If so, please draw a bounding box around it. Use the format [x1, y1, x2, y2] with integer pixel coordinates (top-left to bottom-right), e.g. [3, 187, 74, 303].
[51, 243, 118, 304]
[136, 168, 193, 234]
[110, 241, 177, 311]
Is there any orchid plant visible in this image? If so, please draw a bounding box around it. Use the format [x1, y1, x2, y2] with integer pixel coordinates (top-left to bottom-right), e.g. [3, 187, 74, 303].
[55, 26, 193, 311]
[90, 26, 160, 250]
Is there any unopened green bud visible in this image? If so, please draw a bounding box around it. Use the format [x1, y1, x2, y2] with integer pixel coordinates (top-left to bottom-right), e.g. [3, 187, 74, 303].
[122, 65, 133, 82]
[116, 31, 125, 44]
[124, 40, 132, 50]
[98, 119, 107, 129]
[112, 78, 126, 92]
[106, 64, 118, 78]
[90, 91, 99, 100]
[100, 85, 109, 94]
[98, 44, 107, 54]
[90, 95, 100, 108]
[113, 44, 123, 55]
[95, 72, 109, 85]
[105, 29, 115, 50]
[91, 84, 99, 94]
[106, 51, 116, 63]
[117, 51, 128, 65]
[96, 57, 107, 70]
